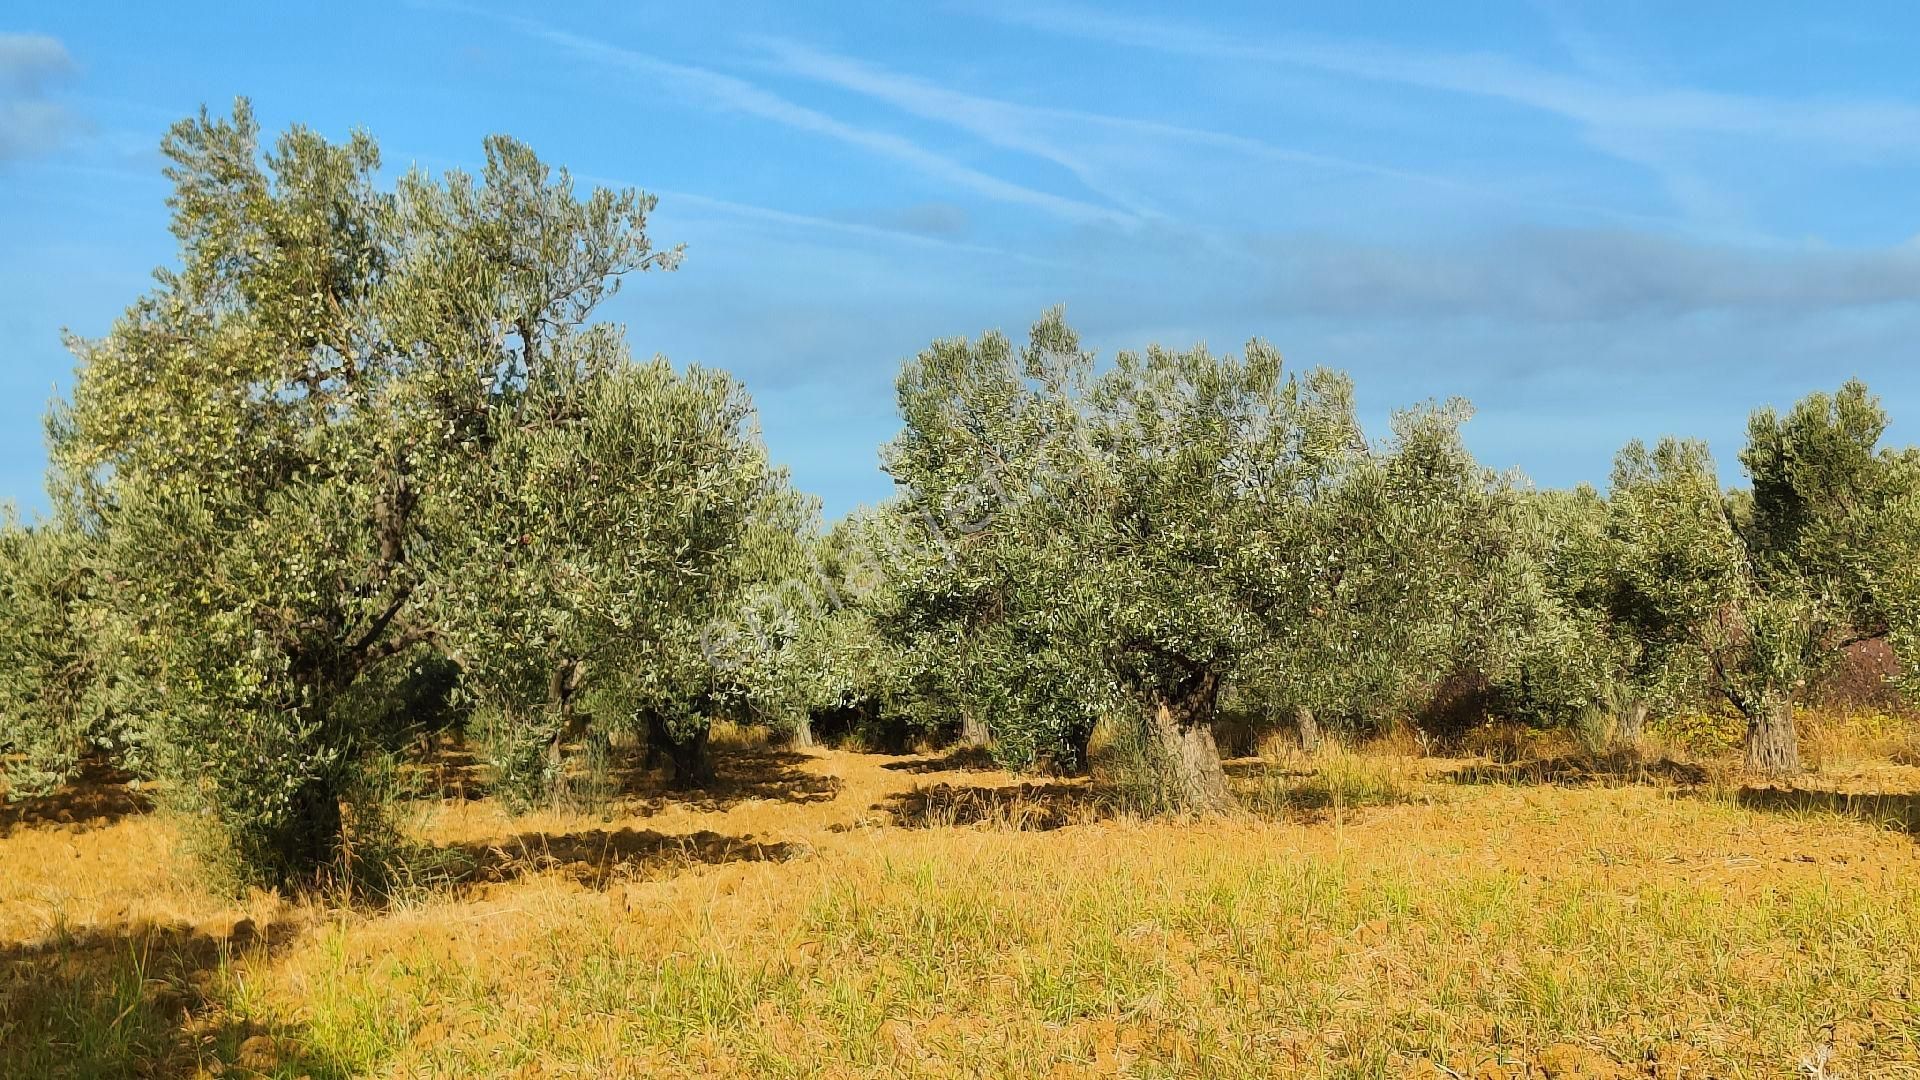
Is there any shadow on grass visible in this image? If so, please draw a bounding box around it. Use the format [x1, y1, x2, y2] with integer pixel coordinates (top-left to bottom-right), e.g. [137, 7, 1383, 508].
[436, 826, 806, 890]
[879, 745, 1003, 775]
[621, 745, 843, 813]
[403, 742, 843, 814]
[0, 761, 154, 839]
[876, 781, 1115, 831]
[0, 920, 349, 1080]
[1443, 749, 1708, 788]
[1731, 786, 1920, 836]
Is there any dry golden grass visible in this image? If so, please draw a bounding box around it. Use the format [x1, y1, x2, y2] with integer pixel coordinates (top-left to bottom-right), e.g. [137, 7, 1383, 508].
[5, 723, 1920, 1078]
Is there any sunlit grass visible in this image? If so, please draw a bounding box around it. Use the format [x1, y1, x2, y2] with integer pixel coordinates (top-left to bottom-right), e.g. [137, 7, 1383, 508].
[6, 726, 1920, 1077]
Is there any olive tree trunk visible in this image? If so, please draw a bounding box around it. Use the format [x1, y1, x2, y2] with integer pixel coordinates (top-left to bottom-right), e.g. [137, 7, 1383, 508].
[959, 709, 990, 748]
[273, 774, 346, 886]
[789, 713, 815, 749]
[1142, 674, 1232, 812]
[1296, 706, 1322, 754]
[645, 711, 715, 789]
[1617, 700, 1647, 747]
[1744, 695, 1800, 776]
[1062, 722, 1096, 775]
[544, 661, 589, 776]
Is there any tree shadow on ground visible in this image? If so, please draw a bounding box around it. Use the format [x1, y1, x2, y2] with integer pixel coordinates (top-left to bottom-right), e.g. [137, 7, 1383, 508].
[617, 745, 843, 813]
[0, 919, 349, 1080]
[403, 741, 842, 814]
[436, 826, 807, 891]
[880, 745, 1003, 775]
[1442, 750, 1708, 788]
[1730, 786, 1920, 837]
[0, 760, 154, 839]
[876, 781, 1116, 831]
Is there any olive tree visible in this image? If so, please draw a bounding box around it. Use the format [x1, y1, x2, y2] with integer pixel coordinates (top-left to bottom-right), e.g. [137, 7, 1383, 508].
[887, 312, 1382, 806]
[1240, 401, 1542, 751]
[1499, 482, 1736, 748]
[426, 358, 806, 796]
[782, 512, 913, 749]
[1605, 382, 1920, 774]
[880, 315, 1107, 769]
[50, 101, 679, 885]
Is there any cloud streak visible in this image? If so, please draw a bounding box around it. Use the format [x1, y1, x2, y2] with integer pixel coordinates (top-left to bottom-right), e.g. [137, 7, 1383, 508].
[991, 4, 1920, 235]
[998, 6, 1920, 156]
[756, 37, 1489, 209]
[754, 36, 1699, 235]
[650, 188, 1068, 268]
[448, 7, 1133, 227]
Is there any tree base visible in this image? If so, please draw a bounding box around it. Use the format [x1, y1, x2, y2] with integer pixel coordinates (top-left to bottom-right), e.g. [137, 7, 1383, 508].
[1744, 701, 1801, 776]
[1145, 704, 1232, 812]
[1297, 707, 1322, 755]
[645, 713, 715, 789]
[959, 712, 990, 749]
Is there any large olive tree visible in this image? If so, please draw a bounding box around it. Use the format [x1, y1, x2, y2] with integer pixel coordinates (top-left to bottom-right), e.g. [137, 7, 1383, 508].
[881, 315, 1108, 770]
[887, 312, 1380, 807]
[1239, 401, 1543, 751]
[50, 102, 681, 885]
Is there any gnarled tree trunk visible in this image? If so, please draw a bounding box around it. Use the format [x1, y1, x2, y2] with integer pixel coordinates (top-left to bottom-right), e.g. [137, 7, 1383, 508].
[1744, 695, 1800, 776]
[789, 713, 815, 749]
[1062, 722, 1096, 775]
[1617, 699, 1648, 748]
[1296, 706, 1322, 754]
[645, 711, 715, 789]
[544, 660, 589, 776]
[1142, 670, 1231, 812]
[960, 709, 990, 749]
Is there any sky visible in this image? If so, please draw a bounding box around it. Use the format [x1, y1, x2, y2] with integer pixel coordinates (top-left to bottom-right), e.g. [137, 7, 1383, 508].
[5, 2, 1920, 520]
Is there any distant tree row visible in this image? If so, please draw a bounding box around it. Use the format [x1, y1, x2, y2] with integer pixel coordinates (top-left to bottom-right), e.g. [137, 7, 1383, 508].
[6, 104, 1920, 887]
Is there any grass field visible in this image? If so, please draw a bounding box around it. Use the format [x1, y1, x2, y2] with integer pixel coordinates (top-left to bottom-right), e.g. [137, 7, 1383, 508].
[4, 725, 1919, 1078]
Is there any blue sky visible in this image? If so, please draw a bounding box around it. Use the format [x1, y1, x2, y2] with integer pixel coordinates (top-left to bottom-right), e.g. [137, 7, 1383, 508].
[5, 2, 1920, 520]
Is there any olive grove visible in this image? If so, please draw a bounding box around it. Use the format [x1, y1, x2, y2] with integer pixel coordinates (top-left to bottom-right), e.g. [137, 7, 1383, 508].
[6, 104, 1920, 889]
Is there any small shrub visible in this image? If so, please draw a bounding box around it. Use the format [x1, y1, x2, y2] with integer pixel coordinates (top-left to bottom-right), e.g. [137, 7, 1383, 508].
[1091, 716, 1173, 816]
[471, 704, 559, 814]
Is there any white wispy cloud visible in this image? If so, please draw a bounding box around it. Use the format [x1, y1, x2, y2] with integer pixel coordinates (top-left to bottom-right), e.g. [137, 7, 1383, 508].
[989, 2, 1920, 237]
[643, 187, 1072, 268]
[758, 38, 1484, 191]
[997, 5, 1920, 154]
[753, 36, 1691, 233]
[752, 38, 1166, 219]
[437, 6, 1133, 227]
